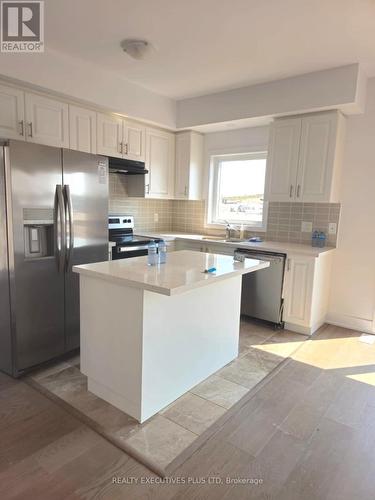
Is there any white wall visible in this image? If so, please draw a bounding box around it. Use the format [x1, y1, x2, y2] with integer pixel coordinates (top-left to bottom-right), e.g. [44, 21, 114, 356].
[0, 48, 176, 129]
[204, 126, 269, 153]
[327, 78, 375, 333]
[178, 64, 366, 128]
[203, 125, 270, 205]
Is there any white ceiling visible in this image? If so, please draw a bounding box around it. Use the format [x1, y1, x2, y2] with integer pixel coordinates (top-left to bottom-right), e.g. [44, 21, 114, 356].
[46, 0, 375, 100]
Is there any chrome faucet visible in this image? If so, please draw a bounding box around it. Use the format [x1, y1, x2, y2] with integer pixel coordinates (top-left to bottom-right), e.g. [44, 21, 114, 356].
[224, 221, 234, 240]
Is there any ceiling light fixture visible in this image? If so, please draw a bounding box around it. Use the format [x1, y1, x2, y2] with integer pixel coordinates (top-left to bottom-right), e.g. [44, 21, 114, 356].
[121, 39, 151, 60]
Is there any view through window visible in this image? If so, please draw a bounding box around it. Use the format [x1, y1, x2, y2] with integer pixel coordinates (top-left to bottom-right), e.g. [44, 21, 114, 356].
[210, 153, 267, 228]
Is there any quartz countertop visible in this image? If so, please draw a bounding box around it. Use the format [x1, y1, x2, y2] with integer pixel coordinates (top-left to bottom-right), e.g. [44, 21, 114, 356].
[134, 231, 335, 257]
[73, 250, 269, 296]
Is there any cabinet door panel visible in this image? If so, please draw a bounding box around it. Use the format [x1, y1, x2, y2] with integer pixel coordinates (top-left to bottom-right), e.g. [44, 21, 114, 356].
[284, 256, 314, 326]
[297, 114, 337, 202]
[123, 120, 145, 162]
[266, 118, 301, 202]
[97, 113, 122, 158]
[146, 128, 174, 198]
[25, 93, 69, 147]
[175, 133, 190, 198]
[0, 84, 25, 140]
[69, 105, 96, 154]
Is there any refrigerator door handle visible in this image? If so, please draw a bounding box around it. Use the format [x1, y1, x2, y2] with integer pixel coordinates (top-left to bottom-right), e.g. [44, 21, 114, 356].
[64, 184, 74, 270]
[54, 185, 66, 272]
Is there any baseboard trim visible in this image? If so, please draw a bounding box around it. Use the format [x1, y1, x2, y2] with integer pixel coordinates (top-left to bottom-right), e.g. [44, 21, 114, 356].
[285, 319, 325, 336]
[325, 313, 374, 334]
[284, 322, 312, 336]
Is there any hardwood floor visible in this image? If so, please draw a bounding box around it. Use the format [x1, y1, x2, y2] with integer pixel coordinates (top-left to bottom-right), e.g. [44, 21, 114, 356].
[2, 322, 375, 499]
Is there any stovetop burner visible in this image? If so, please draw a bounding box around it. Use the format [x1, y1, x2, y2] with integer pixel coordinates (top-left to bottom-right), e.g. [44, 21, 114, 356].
[108, 214, 161, 247]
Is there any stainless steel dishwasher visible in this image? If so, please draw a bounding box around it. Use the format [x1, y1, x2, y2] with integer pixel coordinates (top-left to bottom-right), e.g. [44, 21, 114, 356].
[234, 249, 286, 328]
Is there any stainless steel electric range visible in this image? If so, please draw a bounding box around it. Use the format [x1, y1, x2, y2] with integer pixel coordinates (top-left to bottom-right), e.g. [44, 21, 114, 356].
[108, 215, 161, 260]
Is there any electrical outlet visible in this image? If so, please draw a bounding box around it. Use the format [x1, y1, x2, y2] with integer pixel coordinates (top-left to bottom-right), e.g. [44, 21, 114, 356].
[301, 221, 313, 233]
[154, 213, 159, 222]
[328, 222, 337, 235]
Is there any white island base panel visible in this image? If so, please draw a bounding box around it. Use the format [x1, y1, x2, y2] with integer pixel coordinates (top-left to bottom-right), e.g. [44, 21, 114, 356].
[80, 274, 242, 423]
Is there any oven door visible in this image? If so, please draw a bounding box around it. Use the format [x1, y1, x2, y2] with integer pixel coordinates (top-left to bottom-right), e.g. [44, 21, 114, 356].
[112, 244, 149, 260]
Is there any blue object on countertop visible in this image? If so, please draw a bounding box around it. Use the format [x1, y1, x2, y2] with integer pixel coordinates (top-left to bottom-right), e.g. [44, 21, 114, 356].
[317, 231, 326, 248]
[312, 230, 320, 247]
[204, 267, 217, 273]
[248, 236, 263, 242]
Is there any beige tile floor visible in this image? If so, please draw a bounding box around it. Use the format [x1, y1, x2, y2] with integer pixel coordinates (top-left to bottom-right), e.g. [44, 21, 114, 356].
[28, 318, 306, 471]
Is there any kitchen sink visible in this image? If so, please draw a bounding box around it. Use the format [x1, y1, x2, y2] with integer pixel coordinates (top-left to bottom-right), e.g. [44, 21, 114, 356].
[201, 236, 246, 243]
[201, 236, 225, 241]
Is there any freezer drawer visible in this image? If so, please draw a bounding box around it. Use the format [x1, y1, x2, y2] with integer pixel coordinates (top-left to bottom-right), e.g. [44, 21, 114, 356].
[235, 249, 286, 326]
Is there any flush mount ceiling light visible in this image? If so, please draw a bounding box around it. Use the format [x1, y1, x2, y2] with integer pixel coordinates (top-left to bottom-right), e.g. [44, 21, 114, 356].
[121, 39, 151, 60]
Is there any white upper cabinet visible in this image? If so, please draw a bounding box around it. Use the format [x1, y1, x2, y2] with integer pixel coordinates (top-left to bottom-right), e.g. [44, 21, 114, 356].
[69, 105, 96, 154]
[266, 111, 345, 203]
[123, 119, 145, 162]
[97, 113, 123, 158]
[266, 118, 302, 202]
[0, 84, 25, 140]
[146, 127, 175, 198]
[97, 114, 146, 161]
[296, 113, 341, 202]
[25, 93, 69, 148]
[175, 131, 204, 200]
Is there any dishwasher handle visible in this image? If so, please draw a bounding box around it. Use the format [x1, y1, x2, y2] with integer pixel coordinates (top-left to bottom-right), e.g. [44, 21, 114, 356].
[234, 250, 285, 264]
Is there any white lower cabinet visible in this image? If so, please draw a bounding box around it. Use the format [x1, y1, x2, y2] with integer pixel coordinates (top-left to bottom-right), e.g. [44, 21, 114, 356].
[283, 256, 314, 327]
[283, 252, 333, 335]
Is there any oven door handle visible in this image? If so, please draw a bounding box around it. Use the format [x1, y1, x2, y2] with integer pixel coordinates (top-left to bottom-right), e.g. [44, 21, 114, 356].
[117, 245, 151, 253]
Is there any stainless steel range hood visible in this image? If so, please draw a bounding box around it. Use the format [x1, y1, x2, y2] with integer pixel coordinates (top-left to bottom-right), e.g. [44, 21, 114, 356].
[108, 157, 148, 175]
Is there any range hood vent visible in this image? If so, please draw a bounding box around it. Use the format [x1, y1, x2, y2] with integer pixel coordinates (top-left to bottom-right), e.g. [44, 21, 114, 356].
[108, 157, 148, 175]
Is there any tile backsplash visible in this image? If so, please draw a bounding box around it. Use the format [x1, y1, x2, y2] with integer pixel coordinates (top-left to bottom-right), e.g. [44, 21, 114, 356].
[109, 174, 340, 246]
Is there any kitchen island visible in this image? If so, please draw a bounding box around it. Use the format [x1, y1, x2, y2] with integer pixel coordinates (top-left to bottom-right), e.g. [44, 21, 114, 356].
[73, 250, 269, 422]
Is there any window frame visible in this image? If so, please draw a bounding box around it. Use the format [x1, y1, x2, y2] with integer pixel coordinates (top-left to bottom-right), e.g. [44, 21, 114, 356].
[206, 151, 268, 232]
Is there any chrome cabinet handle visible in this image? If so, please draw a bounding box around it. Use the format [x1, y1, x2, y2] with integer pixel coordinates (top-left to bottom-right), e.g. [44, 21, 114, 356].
[184, 185, 188, 196]
[18, 120, 24, 136]
[119, 142, 123, 154]
[289, 185, 294, 198]
[287, 258, 291, 272]
[125, 143, 128, 155]
[64, 185, 74, 271]
[28, 122, 33, 137]
[146, 183, 150, 194]
[297, 184, 301, 198]
[54, 185, 66, 272]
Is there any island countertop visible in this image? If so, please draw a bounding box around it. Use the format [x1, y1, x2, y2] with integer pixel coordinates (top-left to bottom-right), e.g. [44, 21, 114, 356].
[73, 250, 269, 296]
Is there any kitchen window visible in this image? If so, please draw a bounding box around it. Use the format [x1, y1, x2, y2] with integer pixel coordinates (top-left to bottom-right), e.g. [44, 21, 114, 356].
[208, 152, 268, 230]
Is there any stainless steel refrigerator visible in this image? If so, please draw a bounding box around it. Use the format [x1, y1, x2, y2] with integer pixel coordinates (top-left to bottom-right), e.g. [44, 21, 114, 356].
[0, 140, 108, 377]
